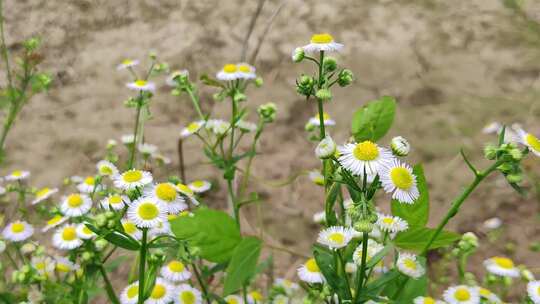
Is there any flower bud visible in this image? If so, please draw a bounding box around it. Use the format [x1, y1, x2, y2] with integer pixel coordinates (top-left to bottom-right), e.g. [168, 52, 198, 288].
[338, 69, 354, 87]
[254, 77, 264, 87]
[323, 57, 337, 72]
[390, 136, 410, 157]
[509, 148, 523, 161]
[305, 121, 316, 132]
[315, 88, 332, 101]
[297, 75, 315, 96]
[105, 211, 116, 219]
[233, 91, 247, 103]
[506, 173, 523, 184]
[257, 102, 277, 123]
[354, 219, 374, 233]
[95, 214, 107, 228]
[95, 239, 108, 251]
[484, 145, 497, 160]
[292, 47, 305, 63]
[315, 136, 336, 159]
[520, 268, 535, 281]
[21, 243, 36, 255]
[81, 251, 93, 262]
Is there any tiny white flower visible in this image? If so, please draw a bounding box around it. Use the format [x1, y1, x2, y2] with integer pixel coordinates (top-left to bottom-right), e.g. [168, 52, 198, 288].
[180, 121, 205, 138]
[297, 258, 324, 284]
[317, 226, 355, 249]
[236, 63, 257, 80]
[315, 136, 336, 159]
[96, 160, 119, 177]
[31, 187, 58, 205]
[4, 170, 30, 181]
[338, 141, 393, 176]
[31, 256, 55, 277]
[217, 64, 240, 81]
[149, 220, 171, 238]
[272, 295, 289, 304]
[166, 69, 189, 87]
[100, 194, 129, 211]
[237, 120, 257, 133]
[42, 215, 68, 232]
[188, 180, 211, 194]
[177, 183, 200, 206]
[161, 260, 191, 282]
[138, 143, 158, 156]
[527, 280, 540, 304]
[274, 278, 299, 295]
[307, 112, 335, 127]
[379, 159, 419, 204]
[77, 176, 101, 193]
[174, 284, 202, 304]
[60, 193, 92, 217]
[515, 127, 540, 157]
[308, 170, 325, 186]
[206, 119, 230, 135]
[121, 219, 142, 240]
[127, 197, 167, 228]
[76, 223, 95, 240]
[114, 169, 153, 190]
[145, 183, 187, 214]
[443, 285, 480, 304]
[396, 252, 425, 279]
[302, 33, 343, 53]
[146, 277, 174, 304]
[2, 221, 34, 242]
[352, 239, 384, 265]
[482, 122, 501, 134]
[120, 281, 139, 304]
[478, 287, 502, 304]
[483, 256, 520, 278]
[53, 224, 82, 250]
[413, 296, 445, 304]
[117, 59, 139, 70]
[312, 211, 326, 224]
[126, 79, 155, 92]
[247, 291, 264, 304]
[376, 213, 408, 234]
[54, 255, 79, 273]
[121, 134, 135, 145]
[224, 295, 244, 304]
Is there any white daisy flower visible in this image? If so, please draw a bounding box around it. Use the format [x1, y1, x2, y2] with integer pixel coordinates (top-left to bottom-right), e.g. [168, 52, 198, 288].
[237, 120, 258, 133]
[515, 127, 540, 157]
[174, 284, 202, 304]
[413, 296, 445, 304]
[308, 170, 325, 186]
[527, 281, 540, 304]
[312, 211, 326, 224]
[53, 224, 82, 250]
[76, 223, 95, 240]
[107, 139, 118, 148]
[126, 79, 156, 92]
[2, 221, 34, 242]
[224, 295, 243, 304]
[4, 170, 30, 181]
[188, 180, 211, 194]
[317, 226, 355, 249]
[379, 159, 419, 204]
[302, 33, 343, 53]
[376, 213, 408, 234]
[297, 258, 324, 284]
[149, 220, 171, 238]
[247, 291, 264, 304]
[100, 194, 129, 211]
[31, 187, 58, 205]
[117, 59, 139, 70]
[274, 278, 299, 295]
[478, 287, 502, 304]
[166, 69, 189, 87]
[272, 295, 289, 304]
[153, 153, 172, 165]
[338, 141, 394, 176]
[180, 120, 205, 139]
[120, 281, 139, 304]
[443, 285, 480, 304]
[138, 143, 158, 156]
[307, 112, 336, 127]
[127, 197, 167, 228]
[31, 256, 55, 277]
[146, 278, 174, 304]
[121, 219, 142, 240]
[216, 64, 240, 81]
[237, 63, 257, 80]
[54, 255, 79, 273]
[121, 134, 135, 145]
[114, 169, 153, 190]
[96, 160, 119, 177]
[177, 183, 200, 206]
[352, 239, 384, 265]
[396, 252, 425, 279]
[77, 176, 101, 193]
[483, 256, 520, 278]
[145, 183, 187, 214]
[42, 215, 68, 232]
[206, 119, 230, 135]
[482, 122, 501, 134]
[161, 260, 191, 282]
[60, 193, 92, 217]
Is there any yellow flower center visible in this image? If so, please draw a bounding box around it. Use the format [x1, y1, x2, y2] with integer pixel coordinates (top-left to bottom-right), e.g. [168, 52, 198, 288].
[123, 222, 137, 234]
[525, 133, 540, 152]
[137, 202, 159, 220]
[35, 262, 45, 270]
[168, 260, 185, 273]
[12, 170, 22, 177]
[493, 257, 514, 269]
[238, 64, 251, 73]
[353, 141, 379, 161]
[223, 64, 237, 73]
[82, 226, 92, 235]
[109, 195, 123, 205]
[122, 59, 133, 65]
[311, 33, 334, 44]
[67, 194, 83, 208]
[151, 284, 166, 299]
[167, 214, 178, 221]
[127, 285, 139, 299]
[479, 288, 490, 297]
[123, 170, 142, 183]
[177, 183, 194, 196]
[134, 80, 147, 87]
[192, 180, 205, 188]
[390, 167, 413, 190]
[305, 258, 320, 272]
[314, 113, 331, 121]
[84, 176, 95, 185]
[328, 232, 345, 244]
[36, 187, 50, 198]
[56, 263, 71, 273]
[382, 217, 394, 225]
[537, 286, 540, 296]
[47, 215, 63, 226]
[227, 297, 239, 304]
[423, 297, 435, 304]
[181, 291, 196, 304]
[99, 165, 113, 175]
[11, 223, 25, 233]
[250, 291, 263, 301]
[187, 122, 201, 132]
[62, 227, 77, 241]
[454, 288, 471, 301]
[403, 258, 417, 270]
[155, 183, 177, 202]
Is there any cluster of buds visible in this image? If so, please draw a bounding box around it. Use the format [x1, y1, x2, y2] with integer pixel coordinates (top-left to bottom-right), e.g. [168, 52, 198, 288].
[348, 201, 378, 233]
[257, 102, 277, 123]
[485, 142, 526, 184]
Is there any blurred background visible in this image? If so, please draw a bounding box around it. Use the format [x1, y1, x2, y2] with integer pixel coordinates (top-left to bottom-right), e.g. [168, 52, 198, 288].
[2, 0, 540, 296]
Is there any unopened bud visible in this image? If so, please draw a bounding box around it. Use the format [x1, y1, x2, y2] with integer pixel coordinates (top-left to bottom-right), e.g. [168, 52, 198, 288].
[337, 69, 354, 87]
[292, 47, 305, 63]
[323, 57, 337, 72]
[315, 136, 336, 159]
[390, 136, 410, 157]
[315, 88, 332, 101]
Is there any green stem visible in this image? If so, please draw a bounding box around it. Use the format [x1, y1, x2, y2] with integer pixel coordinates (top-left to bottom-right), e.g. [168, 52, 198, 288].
[99, 264, 120, 304]
[178, 138, 186, 182]
[336, 250, 352, 300]
[228, 178, 240, 228]
[354, 232, 369, 304]
[127, 99, 143, 170]
[191, 261, 211, 304]
[186, 87, 205, 121]
[0, 0, 12, 88]
[137, 228, 148, 304]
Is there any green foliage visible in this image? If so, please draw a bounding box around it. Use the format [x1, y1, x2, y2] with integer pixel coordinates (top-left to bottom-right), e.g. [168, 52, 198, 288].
[394, 226, 461, 251]
[391, 164, 429, 227]
[351, 96, 396, 142]
[313, 245, 351, 300]
[84, 222, 140, 251]
[170, 208, 242, 263]
[223, 236, 262, 295]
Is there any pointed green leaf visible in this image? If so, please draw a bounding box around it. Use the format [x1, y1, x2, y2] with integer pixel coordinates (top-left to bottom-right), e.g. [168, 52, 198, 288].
[394, 226, 461, 251]
[351, 96, 396, 142]
[223, 237, 262, 295]
[391, 164, 429, 227]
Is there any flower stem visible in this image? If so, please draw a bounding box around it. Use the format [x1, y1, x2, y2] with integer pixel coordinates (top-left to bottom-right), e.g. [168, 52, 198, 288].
[191, 260, 211, 304]
[186, 87, 205, 121]
[354, 232, 369, 304]
[127, 98, 143, 170]
[137, 228, 148, 304]
[99, 264, 120, 304]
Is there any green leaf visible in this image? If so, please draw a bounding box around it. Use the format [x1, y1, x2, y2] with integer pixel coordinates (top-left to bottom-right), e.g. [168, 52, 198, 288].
[391, 164, 429, 227]
[351, 96, 396, 142]
[325, 183, 340, 226]
[223, 237, 262, 295]
[170, 208, 242, 263]
[366, 243, 393, 268]
[84, 222, 140, 251]
[394, 226, 461, 251]
[313, 245, 351, 300]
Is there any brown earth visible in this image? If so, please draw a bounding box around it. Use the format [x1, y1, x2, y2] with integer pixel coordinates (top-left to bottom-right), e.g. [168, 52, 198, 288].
[1, 0, 540, 302]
